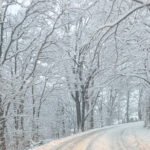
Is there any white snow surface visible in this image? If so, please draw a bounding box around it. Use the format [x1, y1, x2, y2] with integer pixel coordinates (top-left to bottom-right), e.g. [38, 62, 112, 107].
[33, 122, 150, 150]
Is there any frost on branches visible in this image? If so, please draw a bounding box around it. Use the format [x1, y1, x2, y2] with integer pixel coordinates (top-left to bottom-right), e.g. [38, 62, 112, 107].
[0, 0, 150, 150]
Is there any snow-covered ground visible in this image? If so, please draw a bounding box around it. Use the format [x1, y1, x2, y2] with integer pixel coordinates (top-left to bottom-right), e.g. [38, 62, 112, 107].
[33, 122, 150, 150]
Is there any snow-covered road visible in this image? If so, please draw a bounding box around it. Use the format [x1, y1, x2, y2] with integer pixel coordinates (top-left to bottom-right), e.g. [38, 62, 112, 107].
[35, 122, 150, 150]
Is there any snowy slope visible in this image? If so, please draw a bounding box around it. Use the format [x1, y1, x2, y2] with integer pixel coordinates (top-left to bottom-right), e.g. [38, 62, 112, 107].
[33, 122, 150, 150]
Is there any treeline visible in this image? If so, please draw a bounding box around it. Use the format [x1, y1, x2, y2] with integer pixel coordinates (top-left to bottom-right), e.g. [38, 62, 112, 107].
[0, 0, 150, 150]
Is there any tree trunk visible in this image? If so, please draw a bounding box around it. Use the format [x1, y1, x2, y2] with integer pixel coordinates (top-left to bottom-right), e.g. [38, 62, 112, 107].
[0, 97, 6, 150]
[61, 106, 65, 136]
[144, 98, 150, 128]
[13, 98, 25, 150]
[20, 100, 24, 131]
[14, 106, 19, 150]
[117, 99, 121, 124]
[76, 100, 81, 132]
[126, 90, 130, 123]
[81, 99, 85, 132]
[106, 110, 113, 126]
[100, 100, 104, 127]
[145, 107, 150, 127]
[0, 0, 3, 58]
[0, 120, 6, 150]
[90, 109, 94, 129]
[138, 89, 143, 121]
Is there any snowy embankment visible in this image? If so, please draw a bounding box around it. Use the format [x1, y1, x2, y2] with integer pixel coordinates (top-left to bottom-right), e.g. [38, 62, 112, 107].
[31, 124, 118, 150]
[32, 122, 150, 150]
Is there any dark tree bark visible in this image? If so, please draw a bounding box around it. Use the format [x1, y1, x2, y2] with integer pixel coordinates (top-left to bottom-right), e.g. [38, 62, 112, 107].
[90, 109, 94, 129]
[75, 99, 81, 131]
[0, 97, 6, 150]
[138, 89, 143, 121]
[126, 90, 130, 123]
[144, 98, 150, 128]
[81, 100, 85, 132]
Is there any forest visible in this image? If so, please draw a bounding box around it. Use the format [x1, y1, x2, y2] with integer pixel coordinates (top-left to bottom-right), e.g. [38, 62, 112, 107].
[0, 0, 150, 150]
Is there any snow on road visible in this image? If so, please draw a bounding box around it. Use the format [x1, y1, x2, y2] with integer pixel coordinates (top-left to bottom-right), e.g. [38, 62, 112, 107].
[34, 122, 150, 150]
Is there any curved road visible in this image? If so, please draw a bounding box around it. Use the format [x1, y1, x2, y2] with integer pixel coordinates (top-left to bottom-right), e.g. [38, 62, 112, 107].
[35, 122, 150, 150]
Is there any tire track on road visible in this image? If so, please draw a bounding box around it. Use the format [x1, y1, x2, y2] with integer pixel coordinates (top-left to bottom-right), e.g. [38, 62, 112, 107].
[55, 127, 114, 150]
[116, 128, 129, 150]
[54, 129, 102, 150]
[132, 128, 150, 150]
[86, 129, 112, 150]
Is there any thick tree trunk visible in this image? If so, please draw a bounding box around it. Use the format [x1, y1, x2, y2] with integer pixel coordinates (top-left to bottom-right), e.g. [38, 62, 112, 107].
[138, 103, 142, 121]
[0, 98, 6, 150]
[0, 120, 6, 150]
[61, 106, 65, 136]
[76, 100, 81, 132]
[14, 105, 19, 150]
[138, 89, 143, 120]
[106, 110, 113, 126]
[144, 98, 150, 128]
[145, 108, 150, 127]
[81, 99, 85, 132]
[100, 100, 104, 127]
[81, 86, 86, 132]
[98, 91, 104, 127]
[90, 109, 94, 129]
[20, 99, 24, 131]
[32, 85, 37, 142]
[13, 99, 25, 150]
